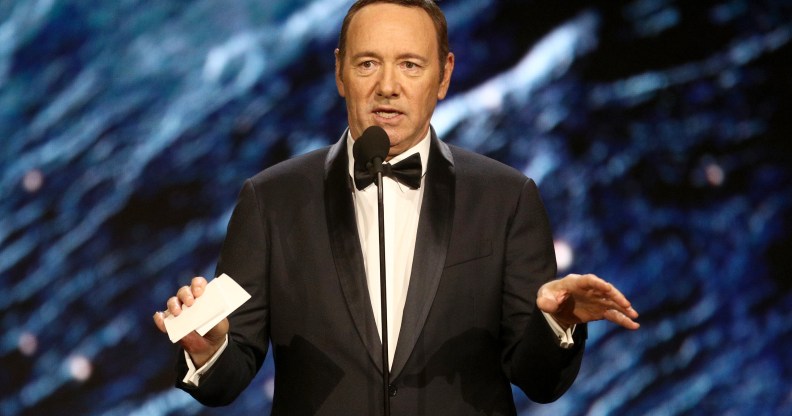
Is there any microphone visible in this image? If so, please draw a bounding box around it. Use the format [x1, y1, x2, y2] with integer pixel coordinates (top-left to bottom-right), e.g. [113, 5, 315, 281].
[352, 125, 392, 416]
[353, 125, 390, 176]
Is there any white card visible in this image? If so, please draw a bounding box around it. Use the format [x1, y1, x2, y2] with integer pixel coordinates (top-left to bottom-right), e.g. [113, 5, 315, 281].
[163, 273, 251, 343]
[195, 274, 252, 336]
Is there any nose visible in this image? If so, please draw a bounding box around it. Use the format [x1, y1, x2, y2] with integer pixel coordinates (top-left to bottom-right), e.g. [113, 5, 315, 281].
[376, 65, 399, 98]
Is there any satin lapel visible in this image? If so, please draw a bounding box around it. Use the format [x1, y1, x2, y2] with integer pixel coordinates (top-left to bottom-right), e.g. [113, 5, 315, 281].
[324, 133, 383, 373]
[390, 131, 456, 379]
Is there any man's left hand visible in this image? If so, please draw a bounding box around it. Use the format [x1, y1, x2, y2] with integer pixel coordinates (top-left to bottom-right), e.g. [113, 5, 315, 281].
[537, 273, 640, 330]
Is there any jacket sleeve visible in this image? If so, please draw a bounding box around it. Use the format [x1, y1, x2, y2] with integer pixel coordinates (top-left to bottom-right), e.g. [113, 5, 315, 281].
[500, 178, 587, 403]
[175, 179, 271, 406]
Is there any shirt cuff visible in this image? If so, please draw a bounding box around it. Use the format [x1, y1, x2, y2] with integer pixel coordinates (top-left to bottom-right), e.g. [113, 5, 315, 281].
[541, 311, 576, 349]
[181, 335, 229, 386]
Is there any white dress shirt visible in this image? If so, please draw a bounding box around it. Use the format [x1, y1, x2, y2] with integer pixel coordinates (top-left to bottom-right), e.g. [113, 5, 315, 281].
[346, 130, 430, 368]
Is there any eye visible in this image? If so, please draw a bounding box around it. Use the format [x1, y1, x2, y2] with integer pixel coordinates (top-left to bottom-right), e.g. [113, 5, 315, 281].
[358, 60, 377, 70]
[401, 61, 424, 74]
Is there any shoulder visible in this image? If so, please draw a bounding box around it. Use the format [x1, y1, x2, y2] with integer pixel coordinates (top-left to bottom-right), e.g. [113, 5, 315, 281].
[248, 145, 331, 190]
[446, 143, 531, 189]
[230, 145, 334, 213]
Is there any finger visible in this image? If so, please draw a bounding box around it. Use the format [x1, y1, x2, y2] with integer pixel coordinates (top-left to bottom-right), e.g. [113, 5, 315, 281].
[177, 285, 196, 307]
[601, 284, 639, 319]
[565, 274, 611, 301]
[576, 275, 638, 318]
[191, 276, 208, 298]
[604, 308, 640, 330]
[579, 274, 614, 293]
[166, 296, 183, 316]
[152, 311, 167, 333]
[151, 311, 165, 332]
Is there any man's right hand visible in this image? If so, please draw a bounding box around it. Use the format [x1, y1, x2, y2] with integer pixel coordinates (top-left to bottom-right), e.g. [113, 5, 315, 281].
[153, 276, 229, 367]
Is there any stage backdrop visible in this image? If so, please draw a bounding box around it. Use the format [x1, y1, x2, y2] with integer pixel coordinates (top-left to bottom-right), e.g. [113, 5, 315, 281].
[1, 0, 791, 415]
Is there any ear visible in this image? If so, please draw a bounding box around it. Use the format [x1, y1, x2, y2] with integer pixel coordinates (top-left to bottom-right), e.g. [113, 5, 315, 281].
[437, 52, 455, 100]
[335, 48, 346, 97]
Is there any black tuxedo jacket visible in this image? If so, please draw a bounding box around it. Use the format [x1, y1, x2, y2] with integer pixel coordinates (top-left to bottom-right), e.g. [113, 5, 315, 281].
[176, 130, 587, 415]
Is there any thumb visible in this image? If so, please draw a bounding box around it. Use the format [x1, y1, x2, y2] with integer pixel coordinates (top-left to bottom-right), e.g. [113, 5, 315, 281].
[536, 288, 561, 314]
[205, 318, 229, 342]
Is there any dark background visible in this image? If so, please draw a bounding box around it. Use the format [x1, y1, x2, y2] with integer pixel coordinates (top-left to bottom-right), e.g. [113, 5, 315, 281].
[1, 0, 791, 414]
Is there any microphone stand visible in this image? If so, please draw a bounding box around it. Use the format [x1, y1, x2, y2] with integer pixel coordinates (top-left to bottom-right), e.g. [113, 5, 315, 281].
[376, 170, 391, 416]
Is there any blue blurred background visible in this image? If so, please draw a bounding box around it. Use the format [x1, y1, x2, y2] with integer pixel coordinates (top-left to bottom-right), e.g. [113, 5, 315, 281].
[1, 0, 791, 415]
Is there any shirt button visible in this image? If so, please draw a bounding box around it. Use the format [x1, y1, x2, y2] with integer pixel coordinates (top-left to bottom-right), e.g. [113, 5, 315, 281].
[388, 384, 397, 397]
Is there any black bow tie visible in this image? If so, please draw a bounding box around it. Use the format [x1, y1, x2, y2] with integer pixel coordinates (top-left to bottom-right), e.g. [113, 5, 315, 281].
[354, 153, 423, 191]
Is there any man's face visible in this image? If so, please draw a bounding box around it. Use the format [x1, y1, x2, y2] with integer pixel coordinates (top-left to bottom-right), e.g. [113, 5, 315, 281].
[335, 3, 454, 159]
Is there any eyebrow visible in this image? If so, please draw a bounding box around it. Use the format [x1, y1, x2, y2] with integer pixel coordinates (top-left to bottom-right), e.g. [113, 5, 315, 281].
[350, 51, 429, 63]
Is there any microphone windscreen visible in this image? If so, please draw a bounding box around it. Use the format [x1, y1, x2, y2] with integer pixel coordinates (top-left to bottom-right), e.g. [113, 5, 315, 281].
[353, 126, 390, 166]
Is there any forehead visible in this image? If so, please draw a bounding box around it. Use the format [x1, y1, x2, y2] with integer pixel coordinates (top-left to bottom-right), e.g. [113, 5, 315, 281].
[345, 3, 438, 58]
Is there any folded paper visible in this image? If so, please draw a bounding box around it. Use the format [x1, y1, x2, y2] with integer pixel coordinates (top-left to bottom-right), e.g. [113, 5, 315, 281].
[163, 274, 251, 343]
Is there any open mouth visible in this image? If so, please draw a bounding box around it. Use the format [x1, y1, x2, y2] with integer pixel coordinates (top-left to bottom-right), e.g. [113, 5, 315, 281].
[375, 111, 400, 119]
[373, 108, 402, 120]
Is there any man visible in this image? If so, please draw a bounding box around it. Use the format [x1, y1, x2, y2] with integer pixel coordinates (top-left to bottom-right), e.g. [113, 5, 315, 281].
[153, 1, 639, 414]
